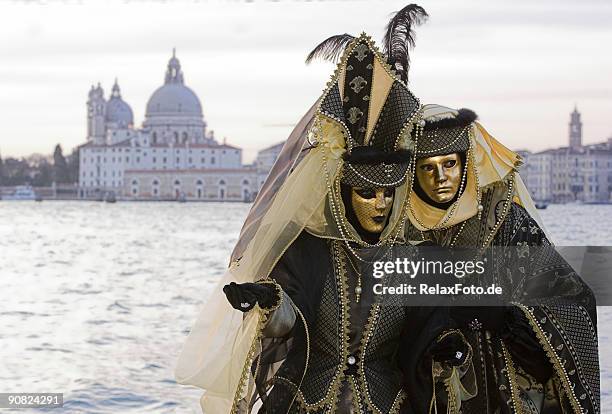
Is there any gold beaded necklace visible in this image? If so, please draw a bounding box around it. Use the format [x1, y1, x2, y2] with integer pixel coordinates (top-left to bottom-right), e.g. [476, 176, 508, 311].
[340, 240, 394, 303]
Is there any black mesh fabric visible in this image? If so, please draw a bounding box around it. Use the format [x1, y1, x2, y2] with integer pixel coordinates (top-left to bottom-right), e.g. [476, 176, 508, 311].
[368, 82, 419, 153]
[361, 305, 406, 413]
[544, 305, 600, 411]
[416, 125, 470, 157]
[295, 273, 343, 404]
[260, 378, 301, 413]
[320, 82, 345, 122]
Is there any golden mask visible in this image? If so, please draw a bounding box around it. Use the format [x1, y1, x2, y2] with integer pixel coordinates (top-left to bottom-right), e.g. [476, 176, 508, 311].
[416, 153, 463, 204]
[350, 187, 394, 234]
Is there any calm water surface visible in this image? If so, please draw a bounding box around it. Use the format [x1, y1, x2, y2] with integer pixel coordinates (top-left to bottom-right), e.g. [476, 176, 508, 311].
[0, 202, 611, 413]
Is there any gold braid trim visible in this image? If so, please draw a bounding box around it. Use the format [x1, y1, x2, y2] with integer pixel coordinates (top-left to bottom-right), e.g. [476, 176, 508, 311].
[255, 278, 284, 311]
[356, 295, 406, 413]
[287, 303, 311, 412]
[500, 340, 524, 414]
[230, 283, 284, 414]
[429, 362, 437, 414]
[250, 338, 263, 400]
[330, 240, 352, 412]
[514, 303, 584, 414]
[481, 171, 516, 248]
[357, 292, 381, 413]
[445, 375, 458, 414]
[389, 390, 408, 414]
[349, 375, 365, 413]
[273, 375, 322, 413]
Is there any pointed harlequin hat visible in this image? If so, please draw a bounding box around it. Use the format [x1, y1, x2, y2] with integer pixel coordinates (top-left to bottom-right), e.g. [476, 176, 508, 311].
[307, 4, 428, 188]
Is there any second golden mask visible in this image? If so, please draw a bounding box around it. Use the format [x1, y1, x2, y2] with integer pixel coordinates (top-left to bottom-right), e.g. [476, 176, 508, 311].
[415, 153, 463, 204]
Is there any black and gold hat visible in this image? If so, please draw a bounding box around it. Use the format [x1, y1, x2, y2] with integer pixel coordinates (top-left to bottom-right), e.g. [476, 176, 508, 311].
[307, 4, 428, 188]
[414, 108, 478, 158]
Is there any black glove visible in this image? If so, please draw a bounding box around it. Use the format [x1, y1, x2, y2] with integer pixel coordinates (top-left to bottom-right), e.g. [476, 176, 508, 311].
[451, 306, 513, 333]
[223, 282, 279, 312]
[427, 331, 470, 366]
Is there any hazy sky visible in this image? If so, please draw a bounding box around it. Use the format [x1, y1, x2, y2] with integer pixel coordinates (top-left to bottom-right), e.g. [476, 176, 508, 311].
[1, 0, 611, 162]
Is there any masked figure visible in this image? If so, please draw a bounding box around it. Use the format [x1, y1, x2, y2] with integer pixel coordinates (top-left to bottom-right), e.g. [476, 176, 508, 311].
[176, 5, 479, 413]
[403, 105, 600, 413]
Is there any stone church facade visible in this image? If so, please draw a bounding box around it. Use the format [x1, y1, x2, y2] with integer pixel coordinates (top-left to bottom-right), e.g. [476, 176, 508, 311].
[78, 50, 258, 201]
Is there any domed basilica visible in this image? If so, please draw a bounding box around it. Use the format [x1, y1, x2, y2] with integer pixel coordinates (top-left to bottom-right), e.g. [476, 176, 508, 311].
[79, 50, 259, 201]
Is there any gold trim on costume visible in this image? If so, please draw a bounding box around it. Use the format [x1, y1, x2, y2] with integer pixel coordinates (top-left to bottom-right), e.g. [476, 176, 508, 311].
[501, 339, 525, 414]
[356, 288, 406, 414]
[515, 304, 584, 414]
[230, 288, 284, 414]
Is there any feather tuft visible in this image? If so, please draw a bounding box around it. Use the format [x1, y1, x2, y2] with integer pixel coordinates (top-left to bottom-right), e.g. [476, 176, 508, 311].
[382, 4, 428, 83]
[305, 34, 356, 64]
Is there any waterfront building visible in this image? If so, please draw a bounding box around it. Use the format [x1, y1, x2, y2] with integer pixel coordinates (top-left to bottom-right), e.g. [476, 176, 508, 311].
[78, 50, 258, 201]
[253, 141, 284, 188]
[520, 107, 612, 203]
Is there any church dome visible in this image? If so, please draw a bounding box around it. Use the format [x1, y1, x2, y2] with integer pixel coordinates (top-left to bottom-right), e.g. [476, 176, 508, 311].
[105, 80, 134, 128]
[145, 50, 203, 118]
[146, 83, 202, 116]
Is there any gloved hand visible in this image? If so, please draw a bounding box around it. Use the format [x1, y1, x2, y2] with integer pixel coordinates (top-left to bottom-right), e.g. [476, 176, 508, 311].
[223, 282, 279, 312]
[451, 306, 513, 333]
[427, 331, 470, 366]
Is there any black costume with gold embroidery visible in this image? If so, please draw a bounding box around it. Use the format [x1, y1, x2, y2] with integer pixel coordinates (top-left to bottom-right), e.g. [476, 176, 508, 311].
[175, 5, 598, 414]
[256, 237, 471, 414]
[259, 232, 415, 413]
[404, 107, 600, 414]
[230, 7, 475, 413]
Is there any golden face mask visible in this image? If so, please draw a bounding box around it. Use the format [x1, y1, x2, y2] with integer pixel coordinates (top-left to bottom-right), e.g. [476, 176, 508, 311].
[350, 187, 394, 234]
[416, 153, 463, 204]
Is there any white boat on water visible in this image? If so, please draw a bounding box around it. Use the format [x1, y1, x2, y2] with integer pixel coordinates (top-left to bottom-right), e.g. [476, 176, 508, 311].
[3, 186, 37, 200]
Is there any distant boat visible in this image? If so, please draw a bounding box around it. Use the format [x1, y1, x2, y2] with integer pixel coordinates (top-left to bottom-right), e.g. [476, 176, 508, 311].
[3, 186, 37, 200]
[535, 202, 548, 210]
[104, 191, 117, 203]
[177, 192, 187, 203]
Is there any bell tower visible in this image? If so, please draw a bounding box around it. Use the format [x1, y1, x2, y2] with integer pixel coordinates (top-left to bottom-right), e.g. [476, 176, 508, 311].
[87, 83, 107, 144]
[569, 106, 582, 151]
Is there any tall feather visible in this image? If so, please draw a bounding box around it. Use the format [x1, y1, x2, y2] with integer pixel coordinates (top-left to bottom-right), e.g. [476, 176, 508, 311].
[382, 4, 428, 83]
[305, 34, 356, 64]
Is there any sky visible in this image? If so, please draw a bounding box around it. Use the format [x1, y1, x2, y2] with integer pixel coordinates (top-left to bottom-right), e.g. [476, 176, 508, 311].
[1, 0, 611, 163]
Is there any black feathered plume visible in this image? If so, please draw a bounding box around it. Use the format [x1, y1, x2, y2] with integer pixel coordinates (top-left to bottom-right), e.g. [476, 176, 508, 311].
[305, 33, 356, 64]
[383, 4, 428, 83]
